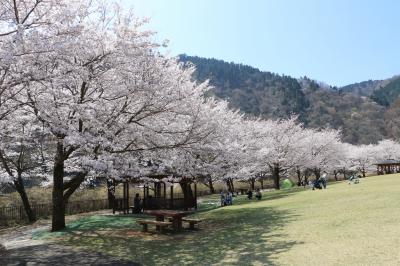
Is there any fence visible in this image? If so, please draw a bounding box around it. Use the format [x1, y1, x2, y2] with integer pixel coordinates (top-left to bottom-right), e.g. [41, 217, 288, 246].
[0, 184, 268, 227]
[0, 199, 109, 227]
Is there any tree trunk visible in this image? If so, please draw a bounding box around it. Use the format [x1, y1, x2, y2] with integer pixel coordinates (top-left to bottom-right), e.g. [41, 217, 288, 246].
[296, 168, 302, 186]
[249, 178, 255, 190]
[313, 168, 321, 179]
[207, 176, 215, 194]
[333, 170, 338, 181]
[260, 179, 264, 189]
[52, 140, 66, 232]
[361, 169, 366, 177]
[107, 179, 115, 208]
[14, 172, 36, 223]
[0, 149, 36, 223]
[229, 178, 235, 192]
[225, 178, 234, 192]
[179, 180, 195, 210]
[304, 173, 309, 185]
[342, 167, 347, 180]
[271, 164, 280, 190]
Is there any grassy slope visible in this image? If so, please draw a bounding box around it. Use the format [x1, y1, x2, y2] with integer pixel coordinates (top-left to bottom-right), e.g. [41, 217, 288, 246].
[33, 174, 400, 265]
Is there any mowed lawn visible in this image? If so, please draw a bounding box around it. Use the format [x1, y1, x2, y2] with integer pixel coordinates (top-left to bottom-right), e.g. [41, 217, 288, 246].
[34, 174, 400, 265]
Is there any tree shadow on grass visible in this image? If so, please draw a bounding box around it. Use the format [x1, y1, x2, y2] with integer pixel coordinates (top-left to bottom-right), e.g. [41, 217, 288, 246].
[24, 188, 305, 265]
[43, 205, 302, 265]
[0, 242, 139, 266]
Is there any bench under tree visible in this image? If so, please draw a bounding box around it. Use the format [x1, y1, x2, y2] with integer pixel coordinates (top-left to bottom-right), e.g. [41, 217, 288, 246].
[182, 218, 203, 229]
[138, 220, 172, 233]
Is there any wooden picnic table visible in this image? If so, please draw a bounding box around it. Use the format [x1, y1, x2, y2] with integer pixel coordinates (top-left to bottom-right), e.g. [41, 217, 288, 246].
[144, 210, 193, 231]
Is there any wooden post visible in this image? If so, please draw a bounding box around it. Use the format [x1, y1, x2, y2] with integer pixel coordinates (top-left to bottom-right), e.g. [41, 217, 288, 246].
[154, 182, 161, 198]
[194, 182, 197, 210]
[122, 181, 127, 214]
[143, 185, 146, 210]
[126, 181, 130, 212]
[170, 185, 174, 209]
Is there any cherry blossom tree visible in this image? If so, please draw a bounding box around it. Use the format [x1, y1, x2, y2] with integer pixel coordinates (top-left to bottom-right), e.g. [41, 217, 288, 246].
[345, 144, 377, 177]
[0, 110, 52, 222]
[253, 117, 305, 189]
[0, 0, 218, 231]
[0, 0, 78, 222]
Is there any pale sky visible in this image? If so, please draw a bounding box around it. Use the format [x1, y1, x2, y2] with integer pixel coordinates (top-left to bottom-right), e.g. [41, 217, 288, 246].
[123, 0, 400, 86]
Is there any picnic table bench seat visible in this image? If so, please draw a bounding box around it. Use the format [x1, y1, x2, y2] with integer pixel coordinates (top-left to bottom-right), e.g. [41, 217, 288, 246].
[138, 219, 172, 232]
[181, 218, 203, 229]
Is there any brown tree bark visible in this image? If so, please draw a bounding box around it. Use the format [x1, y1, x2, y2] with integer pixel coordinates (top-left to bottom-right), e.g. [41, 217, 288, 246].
[0, 149, 36, 223]
[313, 168, 321, 179]
[296, 168, 302, 186]
[107, 179, 115, 208]
[179, 179, 195, 210]
[52, 140, 66, 231]
[249, 178, 255, 190]
[225, 178, 234, 192]
[207, 176, 215, 194]
[14, 172, 36, 223]
[271, 163, 280, 190]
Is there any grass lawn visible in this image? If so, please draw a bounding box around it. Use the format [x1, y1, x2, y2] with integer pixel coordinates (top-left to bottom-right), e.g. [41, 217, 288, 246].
[33, 174, 400, 265]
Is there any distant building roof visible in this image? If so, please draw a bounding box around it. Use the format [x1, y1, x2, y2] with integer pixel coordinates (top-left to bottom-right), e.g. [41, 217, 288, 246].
[375, 159, 400, 165]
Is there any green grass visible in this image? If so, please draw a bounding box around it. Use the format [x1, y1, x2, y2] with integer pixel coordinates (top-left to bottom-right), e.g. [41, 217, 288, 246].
[33, 174, 400, 265]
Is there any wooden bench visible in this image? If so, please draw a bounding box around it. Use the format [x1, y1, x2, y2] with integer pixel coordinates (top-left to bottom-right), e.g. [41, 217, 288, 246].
[138, 220, 172, 232]
[182, 218, 203, 229]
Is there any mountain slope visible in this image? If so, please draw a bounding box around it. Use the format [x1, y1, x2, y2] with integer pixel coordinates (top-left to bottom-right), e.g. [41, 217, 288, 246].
[340, 79, 383, 97]
[179, 55, 309, 120]
[371, 77, 400, 107]
[179, 55, 389, 144]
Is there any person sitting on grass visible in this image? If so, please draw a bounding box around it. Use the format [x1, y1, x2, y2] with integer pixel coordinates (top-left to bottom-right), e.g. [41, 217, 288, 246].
[348, 173, 360, 184]
[312, 178, 323, 190]
[255, 189, 262, 200]
[247, 189, 253, 199]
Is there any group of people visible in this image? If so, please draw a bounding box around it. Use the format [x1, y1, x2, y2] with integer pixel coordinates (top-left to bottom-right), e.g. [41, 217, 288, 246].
[220, 188, 263, 206]
[310, 171, 362, 190]
[246, 189, 262, 200]
[311, 171, 328, 190]
[220, 190, 234, 206]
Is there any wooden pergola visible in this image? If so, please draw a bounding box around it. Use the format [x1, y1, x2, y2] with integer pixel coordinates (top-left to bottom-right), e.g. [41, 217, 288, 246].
[109, 176, 198, 214]
[375, 159, 400, 175]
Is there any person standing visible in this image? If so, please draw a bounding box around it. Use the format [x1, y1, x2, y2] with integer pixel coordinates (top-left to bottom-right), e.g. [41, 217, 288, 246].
[226, 191, 233, 205]
[321, 171, 328, 189]
[133, 193, 142, 213]
[220, 190, 226, 206]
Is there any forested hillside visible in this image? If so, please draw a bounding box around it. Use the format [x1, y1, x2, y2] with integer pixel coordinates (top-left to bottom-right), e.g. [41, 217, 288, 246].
[179, 55, 396, 144]
[340, 79, 383, 97]
[371, 77, 400, 107]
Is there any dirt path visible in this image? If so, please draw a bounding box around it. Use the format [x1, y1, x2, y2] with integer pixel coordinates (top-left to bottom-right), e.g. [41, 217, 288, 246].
[0, 211, 140, 266]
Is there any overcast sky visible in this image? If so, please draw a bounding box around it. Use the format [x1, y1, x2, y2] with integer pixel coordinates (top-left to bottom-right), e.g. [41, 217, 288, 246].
[123, 0, 400, 86]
